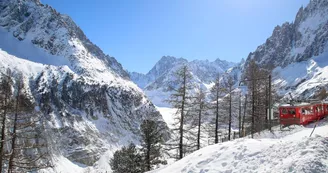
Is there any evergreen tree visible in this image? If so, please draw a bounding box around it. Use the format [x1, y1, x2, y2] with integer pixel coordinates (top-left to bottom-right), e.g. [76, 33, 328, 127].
[110, 143, 142, 173]
[0, 69, 13, 172]
[6, 74, 52, 173]
[244, 60, 273, 137]
[140, 119, 166, 171]
[210, 73, 222, 144]
[193, 87, 206, 150]
[223, 75, 235, 141]
[166, 66, 193, 159]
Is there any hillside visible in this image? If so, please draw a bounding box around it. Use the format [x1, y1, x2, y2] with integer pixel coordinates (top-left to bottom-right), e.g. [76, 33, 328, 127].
[0, 0, 167, 172]
[151, 119, 328, 173]
[244, 0, 328, 100]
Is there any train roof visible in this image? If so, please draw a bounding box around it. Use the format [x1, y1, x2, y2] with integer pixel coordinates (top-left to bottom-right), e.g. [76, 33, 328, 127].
[279, 101, 327, 107]
[279, 103, 311, 107]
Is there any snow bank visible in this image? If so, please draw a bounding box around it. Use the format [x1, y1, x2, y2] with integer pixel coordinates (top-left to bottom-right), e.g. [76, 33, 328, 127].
[150, 119, 328, 173]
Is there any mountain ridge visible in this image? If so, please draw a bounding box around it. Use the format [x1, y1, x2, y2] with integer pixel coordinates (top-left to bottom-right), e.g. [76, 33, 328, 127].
[0, 0, 168, 171]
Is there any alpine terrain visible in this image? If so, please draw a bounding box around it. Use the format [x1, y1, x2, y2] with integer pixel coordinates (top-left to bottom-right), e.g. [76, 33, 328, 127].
[0, 0, 167, 172]
[0, 0, 328, 173]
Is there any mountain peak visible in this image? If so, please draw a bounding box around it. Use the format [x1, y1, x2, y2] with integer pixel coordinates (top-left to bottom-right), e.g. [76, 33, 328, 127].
[0, 0, 129, 80]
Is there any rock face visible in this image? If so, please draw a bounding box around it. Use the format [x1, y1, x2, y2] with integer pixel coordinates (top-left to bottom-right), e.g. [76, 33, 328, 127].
[246, 0, 328, 69]
[130, 56, 237, 106]
[0, 0, 167, 169]
[242, 0, 328, 100]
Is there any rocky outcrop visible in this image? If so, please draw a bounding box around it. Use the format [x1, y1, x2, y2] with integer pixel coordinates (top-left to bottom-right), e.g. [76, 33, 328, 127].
[245, 0, 328, 69]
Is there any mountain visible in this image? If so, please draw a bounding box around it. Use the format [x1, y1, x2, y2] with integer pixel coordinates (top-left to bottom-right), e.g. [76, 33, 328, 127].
[0, 0, 167, 172]
[132, 0, 328, 107]
[243, 0, 328, 100]
[130, 56, 237, 106]
[246, 0, 328, 69]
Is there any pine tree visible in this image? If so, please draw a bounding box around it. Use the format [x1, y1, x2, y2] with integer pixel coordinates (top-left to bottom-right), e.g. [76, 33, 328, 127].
[0, 69, 13, 172]
[193, 87, 206, 150]
[225, 75, 235, 141]
[244, 60, 273, 137]
[210, 73, 222, 144]
[140, 119, 166, 171]
[166, 66, 193, 159]
[110, 143, 143, 173]
[6, 74, 52, 173]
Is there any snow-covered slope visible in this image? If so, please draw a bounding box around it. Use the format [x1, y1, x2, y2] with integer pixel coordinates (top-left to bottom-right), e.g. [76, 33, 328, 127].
[0, 0, 128, 81]
[151, 119, 328, 173]
[274, 50, 328, 100]
[130, 56, 237, 106]
[242, 0, 328, 99]
[246, 0, 328, 69]
[0, 0, 168, 172]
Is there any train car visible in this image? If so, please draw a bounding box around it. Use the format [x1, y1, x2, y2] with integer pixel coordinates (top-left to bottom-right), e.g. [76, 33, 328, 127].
[280, 102, 328, 126]
[279, 104, 302, 125]
[324, 102, 328, 115]
[314, 103, 325, 119]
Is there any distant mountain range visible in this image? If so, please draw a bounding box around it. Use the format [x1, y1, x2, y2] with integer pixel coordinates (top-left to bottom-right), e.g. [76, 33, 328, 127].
[129, 56, 238, 106]
[130, 0, 328, 107]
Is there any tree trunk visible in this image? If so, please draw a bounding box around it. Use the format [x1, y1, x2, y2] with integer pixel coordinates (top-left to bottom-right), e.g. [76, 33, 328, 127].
[146, 143, 151, 171]
[214, 91, 219, 144]
[197, 105, 202, 150]
[0, 82, 9, 172]
[8, 81, 21, 173]
[228, 86, 232, 141]
[238, 92, 242, 138]
[251, 82, 255, 139]
[179, 68, 187, 160]
[242, 95, 247, 137]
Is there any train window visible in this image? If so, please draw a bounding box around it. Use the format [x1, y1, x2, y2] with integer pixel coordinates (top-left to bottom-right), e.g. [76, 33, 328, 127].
[288, 109, 296, 115]
[282, 108, 287, 114]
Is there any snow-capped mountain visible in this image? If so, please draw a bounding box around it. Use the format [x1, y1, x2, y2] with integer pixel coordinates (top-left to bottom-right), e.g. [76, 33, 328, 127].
[132, 0, 328, 108]
[243, 0, 328, 100]
[0, 0, 167, 172]
[246, 0, 328, 69]
[130, 56, 237, 106]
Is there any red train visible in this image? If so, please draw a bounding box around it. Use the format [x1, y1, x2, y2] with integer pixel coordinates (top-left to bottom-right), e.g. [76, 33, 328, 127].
[279, 102, 328, 125]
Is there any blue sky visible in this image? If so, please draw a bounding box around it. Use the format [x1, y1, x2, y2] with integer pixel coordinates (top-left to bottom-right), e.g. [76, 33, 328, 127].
[42, 0, 309, 73]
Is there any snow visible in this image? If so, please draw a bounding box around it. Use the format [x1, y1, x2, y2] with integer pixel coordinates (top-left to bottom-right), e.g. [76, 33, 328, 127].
[0, 28, 71, 68]
[150, 119, 328, 173]
[273, 46, 328, 98]
[156, 106, 177, 129]
[40, 156, 86, 173]
[0, 32, 160, 173]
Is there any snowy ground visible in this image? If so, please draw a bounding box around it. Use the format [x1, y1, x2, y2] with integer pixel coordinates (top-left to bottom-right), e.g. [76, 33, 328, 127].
[150, 118, 328, 173]
[156, 106, 177, 129]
